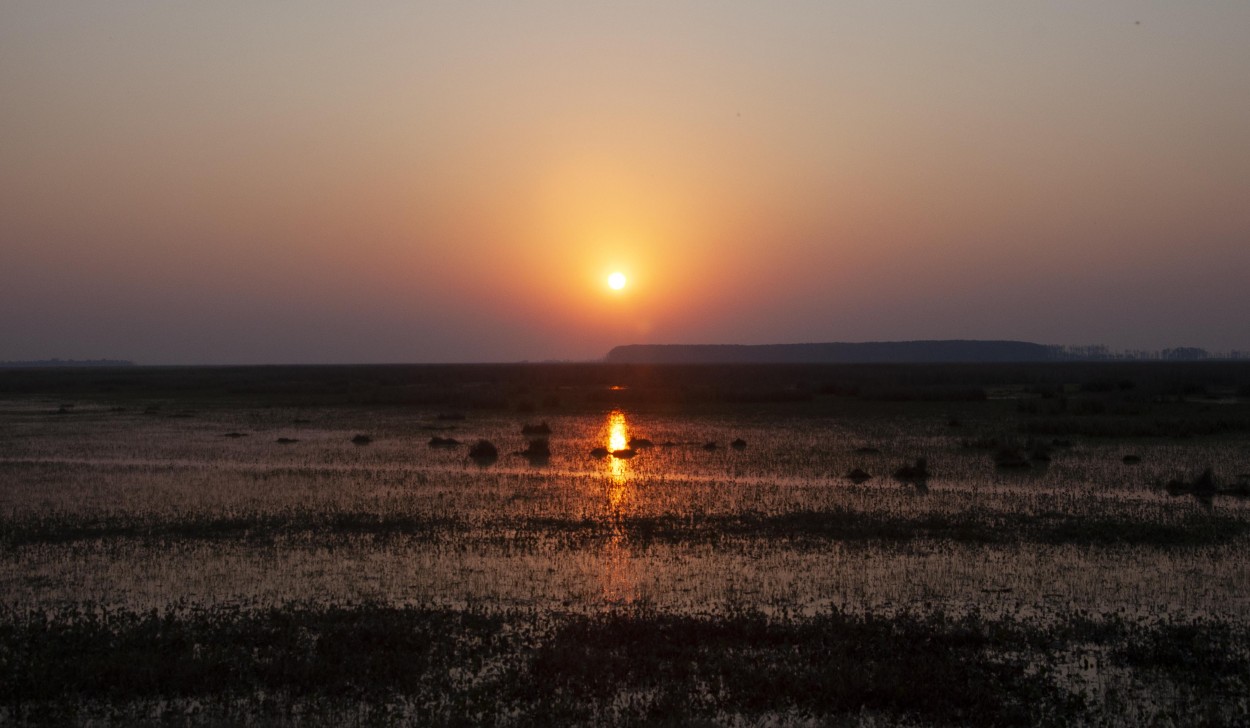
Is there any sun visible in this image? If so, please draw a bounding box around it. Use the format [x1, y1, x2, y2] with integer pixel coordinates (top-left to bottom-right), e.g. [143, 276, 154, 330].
[607, 272, 627, 290]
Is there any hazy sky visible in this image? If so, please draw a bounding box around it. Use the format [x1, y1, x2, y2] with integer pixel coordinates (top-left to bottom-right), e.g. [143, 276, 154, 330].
[3, 2, 1248, 363]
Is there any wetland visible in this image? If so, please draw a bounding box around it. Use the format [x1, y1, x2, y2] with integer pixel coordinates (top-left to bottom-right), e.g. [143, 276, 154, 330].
[2, 362, 1250, 726]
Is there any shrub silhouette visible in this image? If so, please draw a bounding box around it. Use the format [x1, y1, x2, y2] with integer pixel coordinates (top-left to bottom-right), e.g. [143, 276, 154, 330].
[468, 440, 498, 462]
[519, 438, 551, 463]
[893, 458, 930, 481]
[993, 448, 1031, 469]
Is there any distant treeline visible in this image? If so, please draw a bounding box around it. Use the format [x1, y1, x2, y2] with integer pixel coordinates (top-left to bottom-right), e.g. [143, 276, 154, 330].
[605, 341, 1247, 365]
[1055, 345, 1247, 361]
[606, 341, 1054, 364]
[0, 358, 135, 368]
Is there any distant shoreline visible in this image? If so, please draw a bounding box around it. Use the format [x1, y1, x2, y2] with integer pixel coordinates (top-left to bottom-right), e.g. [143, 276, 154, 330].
[2, 341, 1244, 368]
[0, 359, 136, 368]
[605, 340, 1237, 365]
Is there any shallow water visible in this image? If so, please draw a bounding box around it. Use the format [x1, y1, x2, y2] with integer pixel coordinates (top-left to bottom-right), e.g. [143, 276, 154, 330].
[3, 400, 1249, 626]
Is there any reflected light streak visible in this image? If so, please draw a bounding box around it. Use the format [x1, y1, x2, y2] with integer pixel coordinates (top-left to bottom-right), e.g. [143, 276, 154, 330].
[605, 410, 632, 509]
[600, 410, 638, 605]
[607, 410, 629, 451]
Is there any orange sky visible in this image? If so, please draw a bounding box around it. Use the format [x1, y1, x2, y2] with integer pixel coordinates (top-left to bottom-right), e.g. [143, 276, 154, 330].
[2, 2, 1249, 363]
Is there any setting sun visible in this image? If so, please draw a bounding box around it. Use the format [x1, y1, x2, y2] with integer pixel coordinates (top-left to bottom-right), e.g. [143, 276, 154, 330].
[608, 272, 627, 290]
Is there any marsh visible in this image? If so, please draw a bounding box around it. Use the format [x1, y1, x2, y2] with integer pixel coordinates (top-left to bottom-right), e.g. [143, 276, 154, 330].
[2, 363, 1249, 725]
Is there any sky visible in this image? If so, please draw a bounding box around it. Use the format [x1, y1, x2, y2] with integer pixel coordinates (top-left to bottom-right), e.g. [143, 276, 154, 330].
[2, 2, 1249, 364]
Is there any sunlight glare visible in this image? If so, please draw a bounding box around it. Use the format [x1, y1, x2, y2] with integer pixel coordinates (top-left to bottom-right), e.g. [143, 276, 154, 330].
[604, 410, 634, 505]
[608, 272, 627, 290]
[607, 411, 629, 452]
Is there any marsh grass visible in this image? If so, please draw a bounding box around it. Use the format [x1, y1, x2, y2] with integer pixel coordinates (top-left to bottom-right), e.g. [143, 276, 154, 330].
[3, 364, 1250, 725]
[3, 603, 1247, 727]
[4, 504, 1247, 550]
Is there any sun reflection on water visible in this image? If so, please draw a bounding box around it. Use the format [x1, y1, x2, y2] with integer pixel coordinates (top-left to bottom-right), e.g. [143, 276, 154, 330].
[600, 410, 639, 605]
[607, 411, 629, 452]
[606, 411, 632, 507]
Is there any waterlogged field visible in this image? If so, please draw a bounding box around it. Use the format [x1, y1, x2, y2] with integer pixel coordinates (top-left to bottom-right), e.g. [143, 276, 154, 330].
[2, 364, 1250, 726]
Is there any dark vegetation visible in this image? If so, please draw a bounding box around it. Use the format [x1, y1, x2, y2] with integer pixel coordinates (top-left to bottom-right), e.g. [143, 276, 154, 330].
[4, 507, 1245, 550]
[893, 458, 931, 481]
[517, 438, 551, 463]
[1165, 469, 1250, 498]
[605, 339, 1059, 364]
[3, 603, 1246, 727]
[468, 439, 499, 462]
[845, 467, 872, 483]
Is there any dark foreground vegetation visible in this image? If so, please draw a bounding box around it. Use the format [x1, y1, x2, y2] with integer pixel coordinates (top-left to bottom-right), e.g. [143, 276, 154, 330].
[4, 603, 1247, 727]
